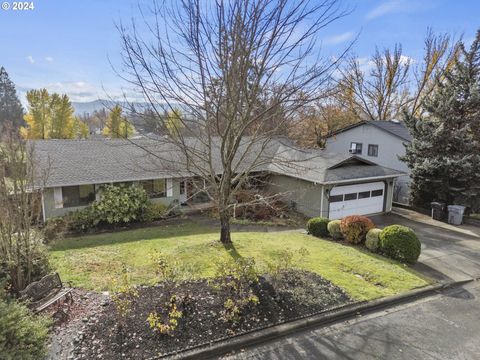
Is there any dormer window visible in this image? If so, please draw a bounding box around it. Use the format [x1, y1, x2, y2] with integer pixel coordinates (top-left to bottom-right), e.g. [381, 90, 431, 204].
[349, 142, 362, 155]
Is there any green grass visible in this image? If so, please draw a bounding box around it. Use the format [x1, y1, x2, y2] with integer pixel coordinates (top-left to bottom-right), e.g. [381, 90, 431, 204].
[49, 221, 431, 301]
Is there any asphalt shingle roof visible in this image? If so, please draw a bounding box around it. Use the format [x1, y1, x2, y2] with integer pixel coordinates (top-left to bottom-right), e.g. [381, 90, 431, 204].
[327, 120, 412, 142]
[32, 137, 404, 188]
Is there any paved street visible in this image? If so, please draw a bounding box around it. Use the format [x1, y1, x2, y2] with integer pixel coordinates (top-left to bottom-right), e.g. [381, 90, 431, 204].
[221, 281, 480, 360]
[221, 210, 480, 360]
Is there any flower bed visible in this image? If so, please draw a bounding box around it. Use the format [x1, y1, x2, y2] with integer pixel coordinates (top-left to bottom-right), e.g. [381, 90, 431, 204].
[73, 270, 352, 359]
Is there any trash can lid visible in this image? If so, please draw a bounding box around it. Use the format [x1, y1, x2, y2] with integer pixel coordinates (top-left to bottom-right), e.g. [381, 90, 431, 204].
[447, 205, 466, 211]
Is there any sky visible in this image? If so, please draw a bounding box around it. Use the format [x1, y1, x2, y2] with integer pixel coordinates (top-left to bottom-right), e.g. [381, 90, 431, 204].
[0, 0, 479, 104]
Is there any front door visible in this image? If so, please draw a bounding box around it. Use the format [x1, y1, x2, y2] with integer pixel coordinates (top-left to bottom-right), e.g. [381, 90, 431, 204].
[179, 180, 187, 204]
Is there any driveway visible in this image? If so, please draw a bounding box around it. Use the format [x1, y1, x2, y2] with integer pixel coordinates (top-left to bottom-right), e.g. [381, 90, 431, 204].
[370, 209, 480, 282]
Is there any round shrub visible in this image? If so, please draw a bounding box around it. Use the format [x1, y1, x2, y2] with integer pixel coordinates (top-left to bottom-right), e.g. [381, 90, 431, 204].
[306, 217, 329, 237]
[379, 225, 421, 264]
[365, 228, 382, 252]
[327, 220, 343, 240]
[43, 217, 69, 243]
[340, 215, 375, 244]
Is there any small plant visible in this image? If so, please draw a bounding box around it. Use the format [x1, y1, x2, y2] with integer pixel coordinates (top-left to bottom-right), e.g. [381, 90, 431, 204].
[66, 206, 99, 232]
[340, 215, 375, 244]
[43, 217, 69, 243]
[141, 202, 169, 222]
[365, 228, 382, 252]
[212, 257, 260, 323]
[147, 295, 183, 335]
[327, 220, 343, 240]
[379, 225, 421, 264]
[111, 266, 139, 329]
[306, 217, 329, 237]
[267, 248, 309, 287]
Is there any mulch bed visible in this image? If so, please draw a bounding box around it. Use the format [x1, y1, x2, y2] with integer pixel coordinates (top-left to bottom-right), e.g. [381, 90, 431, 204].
[73, 270, 352, 359]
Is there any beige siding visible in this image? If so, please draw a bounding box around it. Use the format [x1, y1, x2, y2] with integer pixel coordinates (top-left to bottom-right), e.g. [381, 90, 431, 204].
[267, 174, 328, 218]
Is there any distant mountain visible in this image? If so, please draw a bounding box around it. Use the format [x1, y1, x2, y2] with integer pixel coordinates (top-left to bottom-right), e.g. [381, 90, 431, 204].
[71, 100, 154, 116]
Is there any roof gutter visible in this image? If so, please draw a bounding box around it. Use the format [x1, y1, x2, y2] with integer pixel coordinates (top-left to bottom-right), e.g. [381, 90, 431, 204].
[320, 173, 407, 185]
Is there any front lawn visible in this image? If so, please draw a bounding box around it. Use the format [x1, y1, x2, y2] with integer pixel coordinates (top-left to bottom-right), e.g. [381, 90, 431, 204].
[50, 220, 430, 301]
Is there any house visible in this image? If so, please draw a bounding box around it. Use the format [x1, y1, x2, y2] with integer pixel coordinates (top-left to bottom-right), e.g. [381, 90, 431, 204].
[32, 137, 405, 221]
[324, 120, 412, 204]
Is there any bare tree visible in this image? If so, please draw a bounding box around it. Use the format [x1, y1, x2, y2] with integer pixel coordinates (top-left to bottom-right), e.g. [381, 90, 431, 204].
[116, 0, 347, 244]
[0, 124, 49, 294]
[337, 30, 458, 121]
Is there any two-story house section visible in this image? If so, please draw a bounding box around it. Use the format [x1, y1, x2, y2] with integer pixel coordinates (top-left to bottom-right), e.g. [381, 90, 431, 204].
[325, 120, 412, 204]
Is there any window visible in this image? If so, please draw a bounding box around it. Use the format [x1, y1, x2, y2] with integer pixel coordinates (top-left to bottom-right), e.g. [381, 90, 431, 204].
[329, 194, 343, 203]
[141, 179, 166, 198]
[368, 144, 379, 157]
[350, 142, 362, 154]
[371, 189, 384, 197]
[344, 193, 358, 201]
[180, 180, 186, 195]
[62, 185, 95, 208]
[358, 191, 371, 199]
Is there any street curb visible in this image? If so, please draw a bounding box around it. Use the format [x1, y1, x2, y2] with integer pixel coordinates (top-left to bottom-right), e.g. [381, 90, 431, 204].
[161, 279, 473, 360]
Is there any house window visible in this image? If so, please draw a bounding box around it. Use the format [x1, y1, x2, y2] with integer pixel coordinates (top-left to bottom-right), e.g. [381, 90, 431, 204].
[329, 195, 343, 203]
[372, 189, 383, 197]
[344, 193, 358, 201]
[350, 142, 362, 154]
[141, 179, 166, 198]
[358, 191, 371, 199]
[180, 180, 186, 195]
[62, 185, 95, 208]
[368, 144, 379, 157]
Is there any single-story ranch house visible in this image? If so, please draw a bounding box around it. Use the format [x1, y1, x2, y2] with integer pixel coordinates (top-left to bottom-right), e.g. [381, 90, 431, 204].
[33, 137, 404, 221]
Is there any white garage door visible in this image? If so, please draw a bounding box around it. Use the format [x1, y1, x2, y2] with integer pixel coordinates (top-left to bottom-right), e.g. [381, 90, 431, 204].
[328, 182, 385, 220]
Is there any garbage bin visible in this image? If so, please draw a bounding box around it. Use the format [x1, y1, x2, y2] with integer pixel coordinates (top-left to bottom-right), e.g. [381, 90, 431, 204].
[447, 205, 466, 225]
[430, 202, 446, 221]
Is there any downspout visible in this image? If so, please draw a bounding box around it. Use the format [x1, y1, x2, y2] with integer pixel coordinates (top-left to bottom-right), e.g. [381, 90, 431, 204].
[320, 184, 324, 217]
[41, 191, 46, 223]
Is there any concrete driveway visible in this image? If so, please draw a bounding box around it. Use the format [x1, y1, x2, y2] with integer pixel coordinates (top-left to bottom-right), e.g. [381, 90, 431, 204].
[371, 208, 480, 282]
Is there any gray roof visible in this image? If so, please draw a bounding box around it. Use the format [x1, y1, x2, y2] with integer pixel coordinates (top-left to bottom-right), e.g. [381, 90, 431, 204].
[32, 137, 404, 188]
[327, 120, 412, 142]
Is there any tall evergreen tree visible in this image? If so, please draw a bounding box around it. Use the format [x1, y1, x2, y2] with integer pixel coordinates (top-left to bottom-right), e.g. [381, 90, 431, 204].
[402, 31, 480, 211]
[0, 67, 24, 128]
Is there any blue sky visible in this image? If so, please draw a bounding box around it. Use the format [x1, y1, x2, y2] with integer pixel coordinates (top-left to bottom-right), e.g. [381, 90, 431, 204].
[0, 0, 478, 104]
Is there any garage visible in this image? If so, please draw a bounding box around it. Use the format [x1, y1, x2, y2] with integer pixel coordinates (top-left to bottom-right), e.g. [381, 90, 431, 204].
[328, 181, 385, 220]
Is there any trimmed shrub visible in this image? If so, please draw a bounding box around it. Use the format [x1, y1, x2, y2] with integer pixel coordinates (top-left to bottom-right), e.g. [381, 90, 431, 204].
[365, 228, 382, 252]
[306, 217, 329, 237]
[141, 202, 169, 223]
[379, 225, 421, 264]
[92, 184, 149, 225]
[0, 295, 51, 359]
[327, 220, 343, 240]
[340, 215, 375, 244]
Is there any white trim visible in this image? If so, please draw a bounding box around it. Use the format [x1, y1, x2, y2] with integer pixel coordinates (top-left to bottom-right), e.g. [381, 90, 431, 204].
[166, 178, 173, 197]
[41, 191, 46, 222]
[53, 187, 63, 209]
[320, 185, 324, 217]
[321, 174, 405, 185]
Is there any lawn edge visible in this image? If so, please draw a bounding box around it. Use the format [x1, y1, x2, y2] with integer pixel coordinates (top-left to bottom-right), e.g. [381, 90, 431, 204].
[159, 280, 472, 360]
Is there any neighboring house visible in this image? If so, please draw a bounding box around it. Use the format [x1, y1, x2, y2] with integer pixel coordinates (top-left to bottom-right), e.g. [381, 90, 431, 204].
[33, 137, 405, 221]
[325, 120, 412, 204]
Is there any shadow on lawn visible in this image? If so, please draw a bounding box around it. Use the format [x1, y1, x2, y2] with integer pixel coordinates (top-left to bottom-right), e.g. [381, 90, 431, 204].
[223, 242, 243, 260]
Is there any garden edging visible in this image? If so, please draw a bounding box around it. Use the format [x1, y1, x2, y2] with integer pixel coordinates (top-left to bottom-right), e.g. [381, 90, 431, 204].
[160, 280, 473, 360]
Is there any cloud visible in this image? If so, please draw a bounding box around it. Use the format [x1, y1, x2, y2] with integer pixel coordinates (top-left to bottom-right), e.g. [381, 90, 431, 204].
[45, 56, 54, 62]
[26, 55, 35, 64]
[44, 81, 99, 101]
[365, 0, 435, 20]
[324, 32, 354, 45]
